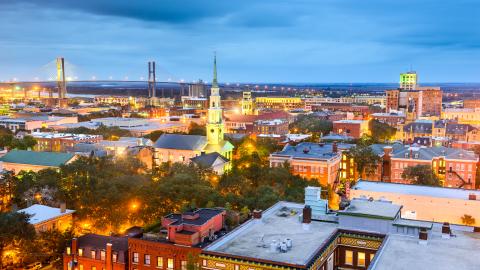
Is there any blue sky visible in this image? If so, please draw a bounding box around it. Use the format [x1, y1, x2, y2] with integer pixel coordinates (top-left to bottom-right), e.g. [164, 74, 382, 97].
[0, 0, 479, 83]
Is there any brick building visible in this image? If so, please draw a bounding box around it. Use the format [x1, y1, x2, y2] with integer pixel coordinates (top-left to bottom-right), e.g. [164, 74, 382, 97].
[32, 132, 102, 152]
[332, 120, 370, 139]
[388, 145, 479, 189]
[269, 142, 347, 186]
[63, 234, 129, 270]
[128, 208, 226, 270]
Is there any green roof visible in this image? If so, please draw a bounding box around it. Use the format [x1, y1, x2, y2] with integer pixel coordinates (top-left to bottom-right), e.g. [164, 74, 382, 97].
[0, 150, 75, 167]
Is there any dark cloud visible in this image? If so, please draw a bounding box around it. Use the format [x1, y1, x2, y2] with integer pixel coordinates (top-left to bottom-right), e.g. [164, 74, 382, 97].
[0, 0, 479, 82]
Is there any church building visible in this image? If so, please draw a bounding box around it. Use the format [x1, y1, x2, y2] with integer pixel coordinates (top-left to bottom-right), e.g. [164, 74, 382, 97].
[153, 55, 234, 173]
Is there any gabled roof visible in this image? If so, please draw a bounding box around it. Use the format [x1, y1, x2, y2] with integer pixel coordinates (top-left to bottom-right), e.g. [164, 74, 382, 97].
[153, 134, 206, 150]
[0, 150, 75, 167]
[191, 152, 229, 168]
[18, 204, 75, 225]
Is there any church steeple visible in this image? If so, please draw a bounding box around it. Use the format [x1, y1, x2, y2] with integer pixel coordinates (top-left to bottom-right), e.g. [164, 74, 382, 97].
[212, 52, 218, 88]
[206, 53, 224, 146]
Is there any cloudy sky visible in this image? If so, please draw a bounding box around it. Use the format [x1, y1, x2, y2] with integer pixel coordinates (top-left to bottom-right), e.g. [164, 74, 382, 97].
[0, 0, 479, 83]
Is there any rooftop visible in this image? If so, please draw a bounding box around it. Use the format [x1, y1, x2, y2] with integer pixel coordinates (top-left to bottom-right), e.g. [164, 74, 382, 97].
[153, 134, 207, 150]
[204, 201, 338, 266]
[271, 142, 352, 160]
[190, 152, 229, 168]
[372, 224, 480, 270]
[339, 198, 402, 220]
[353, 180, 480, 200]
[18, 204, 75, 225]
[0, 150, 75, 167]
[333, 119, 367, 124]
[164, 208, 225, 226]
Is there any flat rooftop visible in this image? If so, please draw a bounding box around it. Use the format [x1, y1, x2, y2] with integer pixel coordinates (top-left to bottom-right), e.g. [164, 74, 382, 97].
[353, 180, 480, 200]
[203, 201, 338, 266]
[339, 199, 401, 220]
[372, 224, 480, 270]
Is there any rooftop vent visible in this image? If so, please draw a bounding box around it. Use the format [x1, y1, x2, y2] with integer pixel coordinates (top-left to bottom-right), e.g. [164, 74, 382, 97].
[303, 148, 310, 154]
[419, 228, 428, 245]
[442, 222, 451, 239]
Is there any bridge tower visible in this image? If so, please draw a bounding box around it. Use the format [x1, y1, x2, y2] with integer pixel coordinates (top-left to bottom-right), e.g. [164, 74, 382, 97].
[148, 61, 156, 99]
[57, 57, 67, 99]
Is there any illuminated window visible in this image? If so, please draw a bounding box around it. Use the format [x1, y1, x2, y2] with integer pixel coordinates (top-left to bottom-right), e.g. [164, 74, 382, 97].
[370, 253, 374, 262]
[181, 261, 187, 270]
[133, 252, 139, 263]
[167, 258, 174, 269]
[92, 267, 96, 270]
[145, 254, 151, 265]
[79, 265, 84, 270]
[113, 253, 117, 263]
[91, 250, 96, 259]
[157, 257, 164, 268]
[66, 247, 71, 255]
[78, 248, 83, 257]
[358, 252, 366, 267]
[100, 250, 106, 261]
[345, 250, 353, 265]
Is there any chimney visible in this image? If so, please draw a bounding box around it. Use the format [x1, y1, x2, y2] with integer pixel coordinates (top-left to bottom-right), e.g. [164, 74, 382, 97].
[418, 228, 428, 245]
[60, 203, 66, 213]
[302, 205, 312, 224]
[383, 146, 392, 160]
[253, 209, 262, 219]
[71, 238, 78, 255]
[469, 193, 477, 200]
[442, 222, 451, 239]
[302, 206, 312, 230]
[332, 142, 338, 153]
[106, 243, 113, 270]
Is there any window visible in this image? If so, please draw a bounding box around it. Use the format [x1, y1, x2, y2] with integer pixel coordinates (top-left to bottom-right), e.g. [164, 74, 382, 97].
[78, 248, 83, 257]
[113, 253, 117, 263]
[100, 250, 106, 261]
[157, 257, 164, 268]
[358, 252, 366, 267]
[145, 254, 151, 265]
[167, 258, 174, 270]
[133, 252, 139, 264]
[66, 247, 71, 255]
[79, 265, 84, 270]
[92, 267, 97, 270]
[370, 253, 374, 262]
[345, 250, 353, 265]
[91, 250, 96, 259]
[181, 260, 187, 270]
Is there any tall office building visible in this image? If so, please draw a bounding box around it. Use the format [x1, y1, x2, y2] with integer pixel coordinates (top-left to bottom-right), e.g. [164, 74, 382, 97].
[399, 71, 417, 90]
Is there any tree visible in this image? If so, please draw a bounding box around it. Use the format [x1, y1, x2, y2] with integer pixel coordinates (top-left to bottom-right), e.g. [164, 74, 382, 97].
[0, 212, 36, 268]
[0, 170, 17, 212]
[10, 135, 37, 150]
[34, 229, 74, 268]
[289, 114, 333, 137]
[402, 165, 441, 187]
[369, 120, 396, 142]
[461, 214, 476, 226]
[187, 122, 206, 135]
[144, 130, 164, 142]
[346, 145, 381, 179]
[186, 252, 199, 270]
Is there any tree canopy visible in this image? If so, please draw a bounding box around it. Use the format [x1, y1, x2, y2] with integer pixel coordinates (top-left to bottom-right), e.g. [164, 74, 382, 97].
[369, 120, 397, 142]
[289, 114, 333, 137]
[346, 144, 381, 179]
[402, 165, 441, 187]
